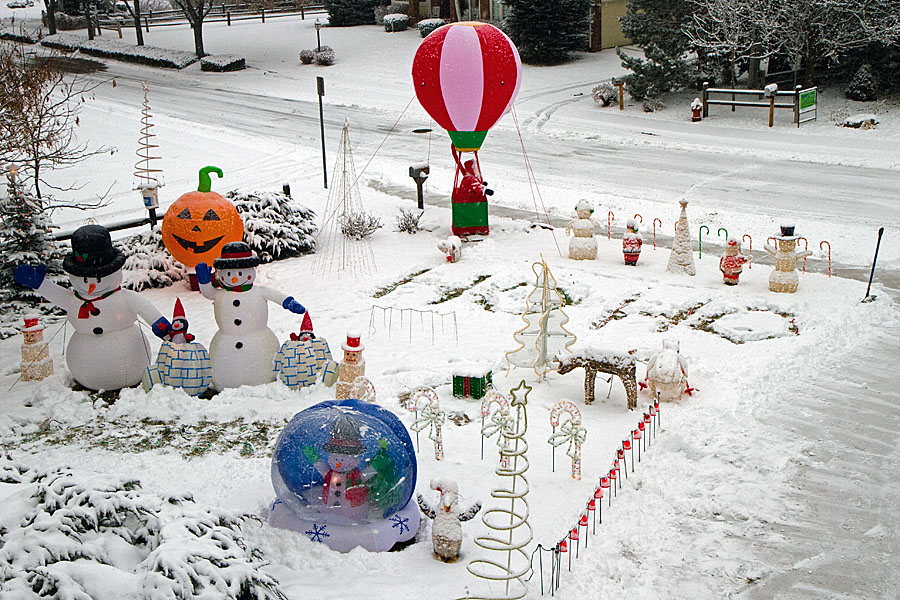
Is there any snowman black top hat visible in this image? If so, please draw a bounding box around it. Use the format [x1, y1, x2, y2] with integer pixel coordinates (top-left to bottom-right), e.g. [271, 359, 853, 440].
[322, 413, 366, 456]
[774, 224, 801, 241]
[63, 224, 127, 278]
[213, 241, 259, 269]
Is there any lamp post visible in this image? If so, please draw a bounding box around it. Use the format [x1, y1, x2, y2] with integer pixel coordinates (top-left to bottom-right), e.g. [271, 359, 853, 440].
[315, 18, 321, 52]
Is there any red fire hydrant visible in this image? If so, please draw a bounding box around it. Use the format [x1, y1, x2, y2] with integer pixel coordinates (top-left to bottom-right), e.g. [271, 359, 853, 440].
[691, 98, 703, 122]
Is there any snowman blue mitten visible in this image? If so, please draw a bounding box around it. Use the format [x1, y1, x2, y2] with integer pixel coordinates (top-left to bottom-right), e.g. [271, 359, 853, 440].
[14, 264, 45, 290]
[283, 296, 306, 314]
[195, 263, 212, 285]
[151, 317, 171, 339]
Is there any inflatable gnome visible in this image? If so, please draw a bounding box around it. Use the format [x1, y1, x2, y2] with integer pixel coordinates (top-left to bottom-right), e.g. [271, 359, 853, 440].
[323, 332, 366, 400]
[623, 218, 643, 265]
[273, 312, 334, 390]
[14, 224, 170, 390]
[645, 340, 691, 402]
[565, 200, 598, 260]
[196, 242, 307, 390]
[764, 225, 812, 293]
[719, 238, 751, 285]
[143, 298, 212, 396]
[417, 478, 481, 562]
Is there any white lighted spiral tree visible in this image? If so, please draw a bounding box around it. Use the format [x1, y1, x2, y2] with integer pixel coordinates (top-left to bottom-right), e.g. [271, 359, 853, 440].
[465, 381, 533, 600]
[134, 81, 163, 189]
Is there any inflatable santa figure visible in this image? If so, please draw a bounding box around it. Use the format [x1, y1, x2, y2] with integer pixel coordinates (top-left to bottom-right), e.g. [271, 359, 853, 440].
[195, 241, 307, 390]
[623, 218, 643, 265]
[14, 224, 169, 390]
[719, 238, 750, 285]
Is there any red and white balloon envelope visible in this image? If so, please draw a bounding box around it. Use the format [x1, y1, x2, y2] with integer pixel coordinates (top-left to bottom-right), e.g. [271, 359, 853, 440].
[269, 399, 419, 552]
[412, 22, 522, 236]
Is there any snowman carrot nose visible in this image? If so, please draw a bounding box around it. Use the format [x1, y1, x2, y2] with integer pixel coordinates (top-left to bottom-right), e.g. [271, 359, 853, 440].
[88, 283, 96, 295]
[231, 277, 239, 283]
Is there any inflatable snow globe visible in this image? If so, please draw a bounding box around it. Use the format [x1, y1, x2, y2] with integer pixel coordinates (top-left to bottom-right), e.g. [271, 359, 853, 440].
[269, 398, 419, 552]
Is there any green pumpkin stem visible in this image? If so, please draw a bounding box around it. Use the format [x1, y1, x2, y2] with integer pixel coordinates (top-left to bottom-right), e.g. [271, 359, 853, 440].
[198, 166, 224, 193]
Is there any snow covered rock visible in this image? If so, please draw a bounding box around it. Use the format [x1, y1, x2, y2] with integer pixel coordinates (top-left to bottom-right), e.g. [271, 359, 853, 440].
[842, 114, 879, 129]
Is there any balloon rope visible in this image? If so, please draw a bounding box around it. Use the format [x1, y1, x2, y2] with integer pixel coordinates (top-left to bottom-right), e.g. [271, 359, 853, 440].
[511, 106, 561, 256]
[314, 95, 417, 242]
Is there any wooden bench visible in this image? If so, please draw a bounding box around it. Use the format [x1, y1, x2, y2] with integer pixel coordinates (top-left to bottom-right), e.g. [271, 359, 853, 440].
[556, 349, 638, 411]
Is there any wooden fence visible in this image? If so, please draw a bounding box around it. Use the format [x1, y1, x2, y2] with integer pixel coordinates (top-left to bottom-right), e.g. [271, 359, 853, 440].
[101, 2, 326, 31]
[701, 82, 817, 127]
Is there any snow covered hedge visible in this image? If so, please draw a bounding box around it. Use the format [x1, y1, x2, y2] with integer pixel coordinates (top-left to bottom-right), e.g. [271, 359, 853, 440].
[383, 13, 408, 32]
[120, 228, 189, 292]
[41, 34, 199, 69]
[201, 54, 247, 72]
[227, 190, 317, 263]
[0, 25, 41, 44]
[0, 453, 285, 600]
[417, 17, 444, 38]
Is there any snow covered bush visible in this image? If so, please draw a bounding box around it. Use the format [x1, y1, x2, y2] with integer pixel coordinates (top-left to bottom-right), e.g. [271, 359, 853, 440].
[324, 0, 380, 26]
[119, 227, 189, 292]
[200, 54, 246, 72]
[340, 211, 382, 240]
[0, 25, 40, 43]
[842, 114, 879, 129]
[0, 455, 285, 600]
[226, 190, 317, 263]
[383, 13, 408, 32]
[418, 17, 444, 38]
[315, 47, 335, 65]
[395, 208, 424, 234]
[591, 82, 618, 106]
[642, 97, 665, 112]
[40, 33, 199, 69]
[299, 48, 315, 64]
[845, 64, 878, 101]
[51, 12, 87, 30]
[374, 1, 406, 24]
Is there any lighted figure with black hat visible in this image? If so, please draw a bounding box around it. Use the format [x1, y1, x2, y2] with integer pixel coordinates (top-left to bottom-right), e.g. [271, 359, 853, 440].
[13, 224, 170, 391]
[764, 224, 812, 293]
[195, 241, 307, 390]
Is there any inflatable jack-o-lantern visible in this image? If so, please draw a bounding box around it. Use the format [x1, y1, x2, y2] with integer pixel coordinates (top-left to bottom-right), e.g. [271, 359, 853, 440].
[162, 166, 244, 268]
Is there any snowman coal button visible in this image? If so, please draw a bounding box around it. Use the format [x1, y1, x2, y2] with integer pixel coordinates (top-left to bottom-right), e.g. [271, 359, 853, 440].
[91, 308, 100, 316]
[235, 341, 243, 349]
[233, 299, 240, 307]
[93, 327, 103, 335]
[234, 318, 242, 326]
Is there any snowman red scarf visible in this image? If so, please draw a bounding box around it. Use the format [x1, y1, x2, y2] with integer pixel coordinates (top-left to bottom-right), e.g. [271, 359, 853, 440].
[73, 287, 121, 319]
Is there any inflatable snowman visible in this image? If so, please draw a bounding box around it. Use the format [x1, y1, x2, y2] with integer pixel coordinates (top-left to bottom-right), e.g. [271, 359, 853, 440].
[14, 224, 170, 391]
[195, 241, 307, 390]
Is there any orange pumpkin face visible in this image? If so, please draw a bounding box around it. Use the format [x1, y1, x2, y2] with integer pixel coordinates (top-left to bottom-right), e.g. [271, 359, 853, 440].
[161, 169, 243, 268]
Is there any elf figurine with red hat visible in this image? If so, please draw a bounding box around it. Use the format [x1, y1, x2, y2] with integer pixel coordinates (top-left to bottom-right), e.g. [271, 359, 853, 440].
[273, 312, 334, 390]
[719, 238, 751, 285]
[195, 241, 307, 390]
[14, 224, 170, 391]
[323, 332, 366, 400]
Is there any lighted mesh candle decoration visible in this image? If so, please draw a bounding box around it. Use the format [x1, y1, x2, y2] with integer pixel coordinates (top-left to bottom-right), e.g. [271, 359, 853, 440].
[20, 316, 53, 381]
[548, 401, 586, 480]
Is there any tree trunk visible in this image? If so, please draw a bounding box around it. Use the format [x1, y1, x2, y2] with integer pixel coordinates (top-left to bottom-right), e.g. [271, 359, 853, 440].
[133, 0, 144, 46]
[192, 22, 205, 57]
[32, 160, 42, 199]
[84, 0, 95, 40]
[44, 0, 57, 35]
[748, 57, 761, 88]
[408, 0, 419, 25]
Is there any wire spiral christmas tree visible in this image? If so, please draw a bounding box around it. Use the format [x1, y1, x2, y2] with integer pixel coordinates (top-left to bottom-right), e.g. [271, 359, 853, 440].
[134, 81, 163, 189]
[465, 380, 533, 600]
[313, 118, 376, 276]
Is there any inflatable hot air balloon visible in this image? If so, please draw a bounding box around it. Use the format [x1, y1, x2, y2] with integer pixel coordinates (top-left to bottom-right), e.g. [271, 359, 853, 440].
[412, 22, 522, 236]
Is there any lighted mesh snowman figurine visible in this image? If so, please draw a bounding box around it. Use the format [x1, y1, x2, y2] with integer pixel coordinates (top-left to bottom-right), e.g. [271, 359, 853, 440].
[764, 225, 812, 293]
[565, 200, 598, 260]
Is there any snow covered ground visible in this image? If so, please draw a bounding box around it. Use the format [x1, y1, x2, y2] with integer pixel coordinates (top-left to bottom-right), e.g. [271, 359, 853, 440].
[2, 6, 899, 599]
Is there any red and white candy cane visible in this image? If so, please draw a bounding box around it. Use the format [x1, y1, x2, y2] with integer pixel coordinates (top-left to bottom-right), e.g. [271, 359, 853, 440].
[409, 388, 445, 461]
[820, 240, 832, 277]
[633, 213, 642, 224]
[743, 234, 752, 269]
[798, 237, 809, 272]
[408, 386, 439, 453]
[607, 210, 615, 240]
[653, 218, 662, 249]
[351, 376, 376, 402]
[548, 401, 586, 480]
[481, 390, 512, 468]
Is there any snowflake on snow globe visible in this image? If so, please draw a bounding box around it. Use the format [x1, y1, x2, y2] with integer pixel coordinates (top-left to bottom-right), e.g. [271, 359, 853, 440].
[269, 399, 419, 552]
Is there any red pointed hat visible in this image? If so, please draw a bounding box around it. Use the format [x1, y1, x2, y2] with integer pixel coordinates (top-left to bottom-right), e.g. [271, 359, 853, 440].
[300, 312, 313, 333]
[342, 331, 364, 352]
[173, 298, 186, 320]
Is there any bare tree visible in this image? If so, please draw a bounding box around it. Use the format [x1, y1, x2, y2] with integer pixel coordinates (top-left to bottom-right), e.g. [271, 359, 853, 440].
[0, 43, 112, 206]
[170, 0, 216, 57]
[120, 0, 146, 46]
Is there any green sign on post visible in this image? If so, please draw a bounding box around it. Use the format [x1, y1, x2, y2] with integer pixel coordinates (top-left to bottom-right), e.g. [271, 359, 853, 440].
[799, 89, 816, 110]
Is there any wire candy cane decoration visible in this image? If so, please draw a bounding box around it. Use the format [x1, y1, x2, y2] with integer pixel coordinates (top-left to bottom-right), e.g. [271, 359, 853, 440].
[409, 387, 445, 460]
[482, 391, 513, 468]
[548, 401, 586, 480]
